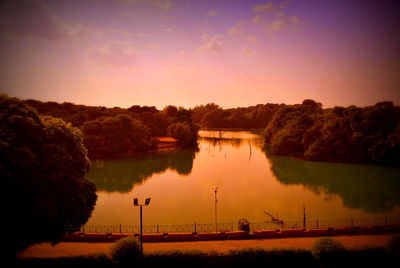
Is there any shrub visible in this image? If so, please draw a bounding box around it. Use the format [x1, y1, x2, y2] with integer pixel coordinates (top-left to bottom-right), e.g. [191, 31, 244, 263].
[387, 235, 400, 255]
[311, 237, 345, 260]
[110, 236, 142, 267]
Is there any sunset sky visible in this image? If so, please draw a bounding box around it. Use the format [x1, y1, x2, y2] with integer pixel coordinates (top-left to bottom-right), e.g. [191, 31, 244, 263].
[1, 0, 399, 109]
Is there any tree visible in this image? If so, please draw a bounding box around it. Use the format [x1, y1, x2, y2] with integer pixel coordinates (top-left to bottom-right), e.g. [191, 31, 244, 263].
[82, 114, 151, 158]
[0, 95, 97, 257]
[167, 122, 196, 147]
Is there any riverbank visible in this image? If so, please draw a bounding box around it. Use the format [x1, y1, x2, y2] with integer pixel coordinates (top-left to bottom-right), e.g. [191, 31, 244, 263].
[19, 233, 398, 259]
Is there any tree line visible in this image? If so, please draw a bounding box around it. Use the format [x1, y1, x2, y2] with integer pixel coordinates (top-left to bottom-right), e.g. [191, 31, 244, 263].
[190, 103, 284, 129]
[264, 99, 400, 166]
[25, 99, 400, 165]
[191, 100, 399, 166]
[24, 100, 199, 159]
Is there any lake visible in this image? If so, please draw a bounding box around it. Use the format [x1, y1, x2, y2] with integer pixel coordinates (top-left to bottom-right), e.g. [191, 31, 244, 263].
[85, 130, 400, 229]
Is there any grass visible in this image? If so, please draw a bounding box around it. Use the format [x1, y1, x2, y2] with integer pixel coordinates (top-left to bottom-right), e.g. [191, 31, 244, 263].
[15, 237, 400, 268]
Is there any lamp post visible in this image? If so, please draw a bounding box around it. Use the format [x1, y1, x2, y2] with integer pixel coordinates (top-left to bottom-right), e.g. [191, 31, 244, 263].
[213, 186, 218, 233]
[133, 197, 151, 255]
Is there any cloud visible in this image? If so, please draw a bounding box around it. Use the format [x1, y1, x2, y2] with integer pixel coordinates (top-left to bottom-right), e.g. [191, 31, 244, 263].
[0, 0, 67, 40]
[245, 34, 258, 44]
[198, 34, 223, 53]
[290, 16, 301, 25]
[205, 10, 217, 17]
[87, 41, 137, 66]
[253, 2, 274, 13]
[241, 47, 255, 55]
[268, 19, 286, 32]
[253, 15, 262, 25]
[228, 24, 244, 36]
[114, 0, 172, 10]
[228, 19, 246, 36]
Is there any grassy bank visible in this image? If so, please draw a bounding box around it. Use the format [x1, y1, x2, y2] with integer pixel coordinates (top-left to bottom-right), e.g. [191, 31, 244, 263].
[15, 236, 400, 268]
[15, 248, 399, 268]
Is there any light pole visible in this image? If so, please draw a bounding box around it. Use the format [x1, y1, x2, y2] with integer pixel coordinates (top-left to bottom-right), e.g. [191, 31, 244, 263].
[133, 197, 151, 255]
[213, 186, 218, 233]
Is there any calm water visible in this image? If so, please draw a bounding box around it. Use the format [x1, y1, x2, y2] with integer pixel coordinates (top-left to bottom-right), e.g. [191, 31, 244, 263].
[86, 130, 400, 227]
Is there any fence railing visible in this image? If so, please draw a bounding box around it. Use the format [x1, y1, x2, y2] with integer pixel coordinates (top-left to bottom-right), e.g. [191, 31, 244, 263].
[80, 217, 400, 234]
[81, 222, 234, 234]
[250, 217, 400, 231]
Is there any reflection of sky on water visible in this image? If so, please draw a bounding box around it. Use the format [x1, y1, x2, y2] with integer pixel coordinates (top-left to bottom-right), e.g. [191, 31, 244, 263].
[86, 131, 400, 226]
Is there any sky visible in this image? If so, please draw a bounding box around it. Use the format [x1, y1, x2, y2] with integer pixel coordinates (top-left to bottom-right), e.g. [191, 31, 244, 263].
[0, 0, 399, 109]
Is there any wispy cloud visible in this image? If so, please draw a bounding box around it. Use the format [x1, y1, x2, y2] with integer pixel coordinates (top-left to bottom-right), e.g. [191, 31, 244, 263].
[251, 1, 301, 33]
[198, 34, 223, 53]
[205, 10, 217, 17]
[87, 41, 137, 66]
[290, 16, 301, 25]
[253, 2, 274, 13]
[241, 47, 256, 55]
[114, 0, 172, 10]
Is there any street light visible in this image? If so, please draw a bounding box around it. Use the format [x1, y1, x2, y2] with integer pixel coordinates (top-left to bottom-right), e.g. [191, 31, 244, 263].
[133, 197, 151, 255]
[213, 186, 218, 233]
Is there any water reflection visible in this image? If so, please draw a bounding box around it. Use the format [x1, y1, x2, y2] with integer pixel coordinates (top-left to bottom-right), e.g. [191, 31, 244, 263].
[86, 149, 196, 193]
[265, 148, 400, 213]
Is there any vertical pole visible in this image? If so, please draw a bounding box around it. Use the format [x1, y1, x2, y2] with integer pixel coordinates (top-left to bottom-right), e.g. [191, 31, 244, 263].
[351, 217, 353, 228]
[195, 222, 197, 233]
[316, 218, 319, 228]
[215, 190, 218, 233]
[157, 224, 159, 233]
[303, 204, 306, 229]
[119, 223, 122, 233]
[140, 205, 143, 256]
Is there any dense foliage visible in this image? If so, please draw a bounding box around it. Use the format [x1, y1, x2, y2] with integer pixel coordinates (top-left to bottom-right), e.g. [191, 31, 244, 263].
[24, 100, 199, 158]
[264, 99, 400, 166]
[191, 103, 283, 129]
[166, 108, 198, 147]
[82, 114, 151, 159]
[0, 95, 97, 256]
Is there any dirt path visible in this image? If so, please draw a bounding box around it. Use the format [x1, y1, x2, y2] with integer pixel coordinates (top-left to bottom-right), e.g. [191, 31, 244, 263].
[19, 234, 397, 259]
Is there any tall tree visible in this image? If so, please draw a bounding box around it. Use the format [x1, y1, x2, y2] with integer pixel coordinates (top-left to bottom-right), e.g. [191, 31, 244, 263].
[0, 95, 97, 257]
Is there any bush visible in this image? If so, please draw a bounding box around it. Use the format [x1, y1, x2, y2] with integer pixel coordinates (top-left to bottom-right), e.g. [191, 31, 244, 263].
[110, 236, 142, 267]
[311, 237, 345, 260]
[387, 235, 400, 255]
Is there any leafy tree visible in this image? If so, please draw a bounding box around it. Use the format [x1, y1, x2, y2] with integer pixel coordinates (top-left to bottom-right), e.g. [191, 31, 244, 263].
[167, 122, 196, 147]
[0, 95, 97, 257]
[82, 114, 151, 158]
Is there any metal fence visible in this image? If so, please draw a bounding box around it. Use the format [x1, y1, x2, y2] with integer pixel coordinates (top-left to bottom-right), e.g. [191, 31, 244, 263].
[81, 222, 234, 234]
[80, 217, 400, 234]
[250, 217, 400, 231]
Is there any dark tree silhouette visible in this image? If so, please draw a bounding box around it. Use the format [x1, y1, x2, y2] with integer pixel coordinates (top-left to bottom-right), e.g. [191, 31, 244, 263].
[0, 95, 97, 257]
